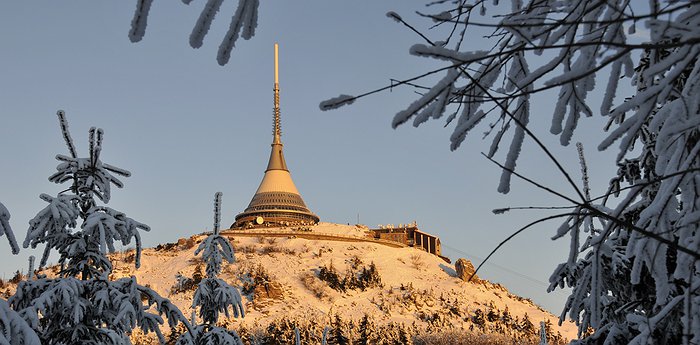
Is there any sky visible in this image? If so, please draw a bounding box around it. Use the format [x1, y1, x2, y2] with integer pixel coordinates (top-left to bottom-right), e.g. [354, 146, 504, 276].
[0, 1, 638, 314]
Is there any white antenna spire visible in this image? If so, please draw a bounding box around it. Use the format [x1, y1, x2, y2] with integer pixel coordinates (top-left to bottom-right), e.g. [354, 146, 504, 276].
[273, 43, 281, 144]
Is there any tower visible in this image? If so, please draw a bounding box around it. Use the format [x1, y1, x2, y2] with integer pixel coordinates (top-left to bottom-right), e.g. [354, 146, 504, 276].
[233, 44, 319, 228]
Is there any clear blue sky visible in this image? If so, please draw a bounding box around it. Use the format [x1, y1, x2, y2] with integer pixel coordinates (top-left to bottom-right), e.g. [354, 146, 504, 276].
[0, 1, 631, 314]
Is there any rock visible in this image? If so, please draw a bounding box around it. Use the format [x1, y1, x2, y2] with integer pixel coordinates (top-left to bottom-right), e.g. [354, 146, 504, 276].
[253, 281, 285, 304]
[455, 258, 479, 282]
[252, 282, 284, 309]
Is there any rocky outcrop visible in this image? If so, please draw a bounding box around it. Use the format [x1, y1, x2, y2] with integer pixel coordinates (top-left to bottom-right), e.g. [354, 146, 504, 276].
[253, 281, 285, 309]
[455, 258, 479, 282]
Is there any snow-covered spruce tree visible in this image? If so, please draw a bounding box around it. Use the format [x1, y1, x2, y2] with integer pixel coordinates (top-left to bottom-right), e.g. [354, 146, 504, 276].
[177, 192, 244, 345]
[0, 202, 40, 345]
[326, 314, 349, 345]
[547, 41, 700, 344]
[319, 1, 700, 344]
[356, 314, 378, 345]
[10, 110, 193, 345]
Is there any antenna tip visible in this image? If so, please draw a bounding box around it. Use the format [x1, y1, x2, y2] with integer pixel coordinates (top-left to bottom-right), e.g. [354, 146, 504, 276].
[274, 43, 280, 84]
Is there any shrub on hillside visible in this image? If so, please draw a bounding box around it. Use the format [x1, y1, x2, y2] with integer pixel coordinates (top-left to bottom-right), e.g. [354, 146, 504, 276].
[410, 253, 425, 270]
[318, 262, 344, 291]
[264, 317, 302, 345]
[300, 272, 332, 300]
[259, 244, 296, 256]
[233, 243, 257, 254]
[155, 242, 178, 251]
[242, 263, 273, 295]
[318, 261, 382, 292]
[354, 262, 382, 290]
[123, 251, 136, 264]
[170, 264, 204, 295]
[170, 274, 196, 294]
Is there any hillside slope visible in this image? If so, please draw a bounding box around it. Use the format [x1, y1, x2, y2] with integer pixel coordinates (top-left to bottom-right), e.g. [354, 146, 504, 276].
[104, 222, 578, 343]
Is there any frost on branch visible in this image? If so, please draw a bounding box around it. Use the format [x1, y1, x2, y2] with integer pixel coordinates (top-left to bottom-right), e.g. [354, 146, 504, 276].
[49, 132, 131, 204]
[11, 111, 192, 344]
[386, 11, 402, 23]
[0, 202, 19, 255]
[130, 0, 260, 65]
[0, 299, 40, 345]
[129, 0, 153, 43]
[319, 94, 356, 111]
[213, 191, 222, 233]
[57, 110, 77, 158]
[24, 194, 79, 268]
[178, 193, 244, 345]
[189, 0, 225, 49]
[217, 0, 260, 66]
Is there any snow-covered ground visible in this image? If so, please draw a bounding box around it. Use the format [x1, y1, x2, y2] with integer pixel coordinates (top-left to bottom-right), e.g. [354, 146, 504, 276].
[106, 222, 577, 340]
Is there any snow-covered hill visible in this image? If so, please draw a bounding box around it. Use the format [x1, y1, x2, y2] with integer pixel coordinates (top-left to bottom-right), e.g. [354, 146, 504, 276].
[29, 222, 577, 343]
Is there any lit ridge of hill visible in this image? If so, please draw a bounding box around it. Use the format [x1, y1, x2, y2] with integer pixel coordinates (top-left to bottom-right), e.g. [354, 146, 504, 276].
[109, 222, 575, 343]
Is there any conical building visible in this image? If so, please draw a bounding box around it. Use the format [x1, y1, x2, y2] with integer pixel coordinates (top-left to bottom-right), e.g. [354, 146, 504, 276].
[233, 44, 319, 228]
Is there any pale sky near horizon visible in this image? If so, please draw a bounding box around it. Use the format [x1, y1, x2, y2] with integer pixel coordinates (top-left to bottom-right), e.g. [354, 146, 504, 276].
[0, 1, 636, 314]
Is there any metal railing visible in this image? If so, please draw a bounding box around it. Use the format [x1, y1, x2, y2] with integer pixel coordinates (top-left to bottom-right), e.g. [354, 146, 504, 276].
[219, 229, 408, 248]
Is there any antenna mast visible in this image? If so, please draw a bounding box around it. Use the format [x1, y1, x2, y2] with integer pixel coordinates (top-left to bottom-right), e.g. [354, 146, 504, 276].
[273, 43, 281, 144]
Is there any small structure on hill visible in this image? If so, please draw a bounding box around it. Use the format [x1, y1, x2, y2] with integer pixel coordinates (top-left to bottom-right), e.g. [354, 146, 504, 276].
[369, 223, 449, 262]
[232, 44, 319, 229]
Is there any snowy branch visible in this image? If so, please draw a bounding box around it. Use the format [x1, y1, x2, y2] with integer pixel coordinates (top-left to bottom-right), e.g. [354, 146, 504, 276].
[0, 202, 19, 255]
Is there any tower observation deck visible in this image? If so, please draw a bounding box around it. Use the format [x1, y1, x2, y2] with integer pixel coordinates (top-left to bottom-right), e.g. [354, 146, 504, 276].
[233, 44, 319, 228]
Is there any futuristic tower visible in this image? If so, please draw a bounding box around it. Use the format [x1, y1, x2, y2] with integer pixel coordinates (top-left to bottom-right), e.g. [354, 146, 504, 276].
[233, 44, 319, 228]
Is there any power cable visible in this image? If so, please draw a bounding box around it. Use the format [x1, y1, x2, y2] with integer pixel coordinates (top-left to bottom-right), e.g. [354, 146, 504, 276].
[441, 243, 551, 287]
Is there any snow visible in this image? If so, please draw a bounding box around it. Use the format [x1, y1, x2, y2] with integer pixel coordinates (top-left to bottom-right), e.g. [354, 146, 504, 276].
[213, 192, 222, 233]
[0, 299, 40, 345]
[129, 0, 153, 43]
[189, 0, 224, 49]
[497, 93, 528, 194]
[392, 69, 460, 129]
[497, 47, 531, 194]
[319, 94, 355, 111]
[24, 194, 79, 266]
[56, 110, 77, 159]
[409, 44, 488, 64]
[106, 222, 577, 340]
[385, 11, 402, 23]
[0, 202, 19, 255]
[217, 0, 259, 66]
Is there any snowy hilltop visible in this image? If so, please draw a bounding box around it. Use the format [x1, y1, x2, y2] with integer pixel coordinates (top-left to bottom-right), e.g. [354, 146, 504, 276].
[86, 222, 573, 344]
